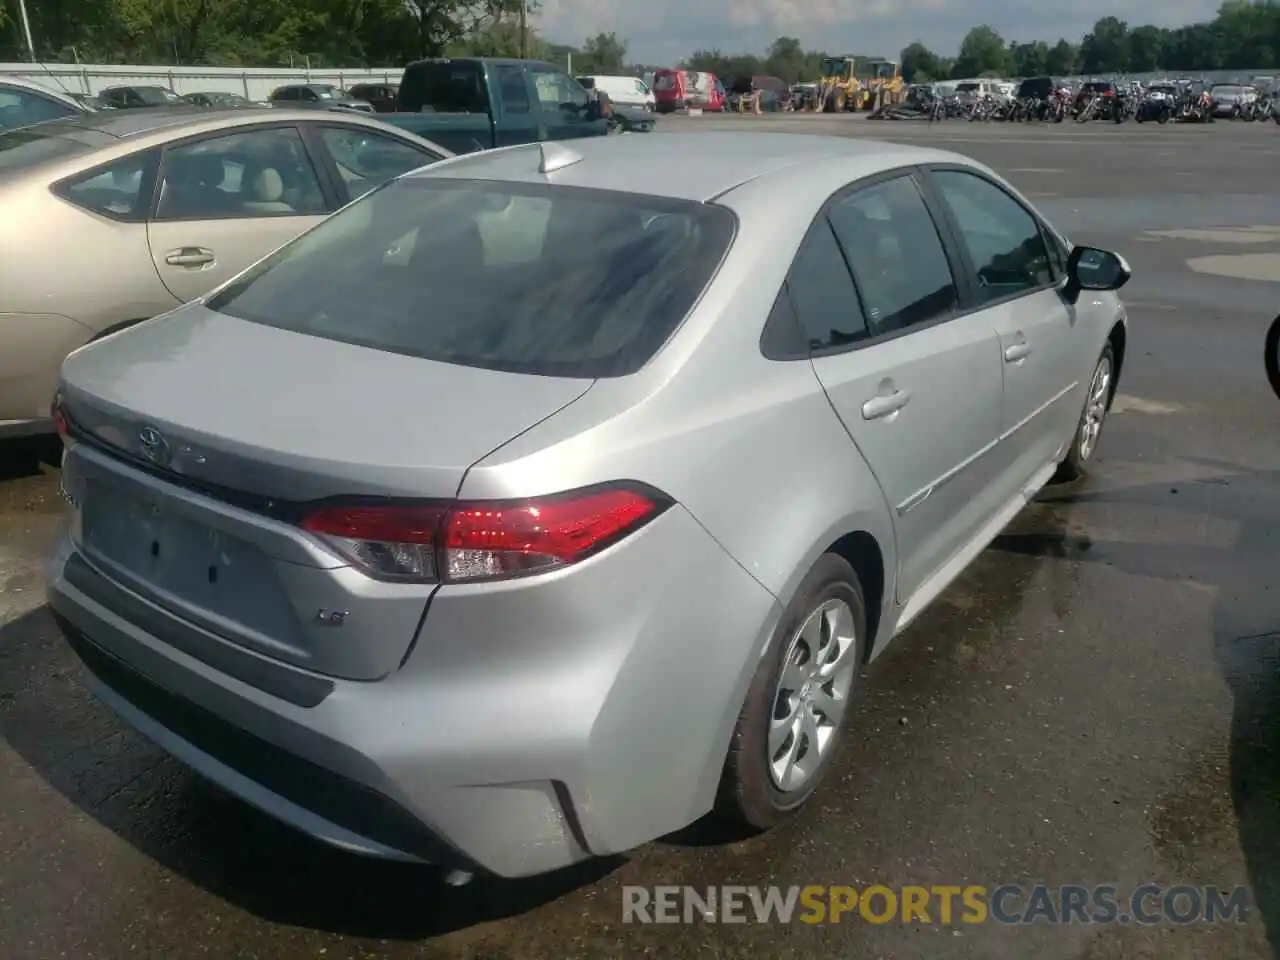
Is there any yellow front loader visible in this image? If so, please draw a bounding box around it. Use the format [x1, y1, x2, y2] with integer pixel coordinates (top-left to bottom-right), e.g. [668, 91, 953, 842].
[807, 57, 904, 112]
[810, 57, 863, 112]
[858, 59, 904, 110]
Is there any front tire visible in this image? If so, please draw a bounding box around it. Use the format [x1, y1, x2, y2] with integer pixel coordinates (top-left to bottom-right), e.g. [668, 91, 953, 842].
[1055, 343, 1115, 483]
[716, 554, 867, 830]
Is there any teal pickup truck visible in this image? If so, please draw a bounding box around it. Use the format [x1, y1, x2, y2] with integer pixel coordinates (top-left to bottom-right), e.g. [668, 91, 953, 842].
[377, 57, 611, 154]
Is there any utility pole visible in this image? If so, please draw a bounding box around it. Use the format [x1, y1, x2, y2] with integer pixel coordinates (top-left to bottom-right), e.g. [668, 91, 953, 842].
[518, 0, 527, 59]
[16, 0, 36, 62]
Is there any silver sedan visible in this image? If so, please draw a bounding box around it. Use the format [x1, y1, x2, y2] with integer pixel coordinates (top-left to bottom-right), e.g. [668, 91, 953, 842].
[48, 132, 1130, 879]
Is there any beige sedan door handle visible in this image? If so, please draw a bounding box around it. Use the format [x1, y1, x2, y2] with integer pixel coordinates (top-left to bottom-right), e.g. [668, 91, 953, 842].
[165, 247, 215, 267]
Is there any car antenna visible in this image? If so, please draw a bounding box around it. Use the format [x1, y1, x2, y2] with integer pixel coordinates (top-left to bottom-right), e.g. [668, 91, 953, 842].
[28, 49, 80, 99]
[537, 141, 583, 174]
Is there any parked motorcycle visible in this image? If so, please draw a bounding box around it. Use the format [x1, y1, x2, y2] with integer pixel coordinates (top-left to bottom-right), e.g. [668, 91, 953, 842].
[1174, 88, 1215, 123]
[1136, 89, 1173, 123]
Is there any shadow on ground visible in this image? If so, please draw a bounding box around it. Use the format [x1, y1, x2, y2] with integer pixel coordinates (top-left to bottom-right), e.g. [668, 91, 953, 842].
[0, 436, 60, 482]
[0, 604, 622, 941]
[994, 461, 1280, 956]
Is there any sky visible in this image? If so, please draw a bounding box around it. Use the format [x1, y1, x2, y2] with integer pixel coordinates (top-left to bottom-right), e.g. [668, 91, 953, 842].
[534, 0, 1226, 66]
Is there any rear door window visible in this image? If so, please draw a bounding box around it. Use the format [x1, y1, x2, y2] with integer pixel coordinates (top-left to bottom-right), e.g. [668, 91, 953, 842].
[205, 179, 736, 378]
[156, 127, 327, 220]
[54, 149, 161, 220]
[827, 175, 958, 336]
[786, 220, 867, 350]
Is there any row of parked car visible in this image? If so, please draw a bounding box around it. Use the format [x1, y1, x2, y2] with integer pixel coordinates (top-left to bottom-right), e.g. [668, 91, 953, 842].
[0, 74, 396, 131]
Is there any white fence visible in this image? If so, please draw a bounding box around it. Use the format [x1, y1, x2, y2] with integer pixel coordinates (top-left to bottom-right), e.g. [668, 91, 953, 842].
[0, 62, 404, 101]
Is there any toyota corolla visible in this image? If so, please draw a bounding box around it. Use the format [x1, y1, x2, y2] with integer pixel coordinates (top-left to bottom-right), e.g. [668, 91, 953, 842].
[47, 133, 1130, 879]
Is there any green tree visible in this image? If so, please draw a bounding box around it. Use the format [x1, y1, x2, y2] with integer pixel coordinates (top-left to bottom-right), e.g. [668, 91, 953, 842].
[1078, 16, 1130, 73]
[899, 41, 940, 82]
[764, 36, 807, 83]
[1126, 25, 1165, 72]
[577, 31, 626, 73]
[952, 25, 1012, 78]
[1044, 38, 1078, 75]
[1010, 40, 1049, 76]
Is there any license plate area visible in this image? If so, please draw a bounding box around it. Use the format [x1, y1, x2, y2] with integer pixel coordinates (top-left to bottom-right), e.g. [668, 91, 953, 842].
[81, 479, 297, 639]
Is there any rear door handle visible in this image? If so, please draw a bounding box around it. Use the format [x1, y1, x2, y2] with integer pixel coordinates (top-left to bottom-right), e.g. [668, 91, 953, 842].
[164, 247, 215, 267]
[1004, 341, 1032, 363]
[861, 389, 911, 420]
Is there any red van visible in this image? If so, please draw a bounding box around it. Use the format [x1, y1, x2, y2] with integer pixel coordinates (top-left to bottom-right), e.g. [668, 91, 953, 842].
[652, 69, 725, 113]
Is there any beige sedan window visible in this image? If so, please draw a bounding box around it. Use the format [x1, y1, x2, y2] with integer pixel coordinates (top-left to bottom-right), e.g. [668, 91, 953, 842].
[156, 127, 327, 220]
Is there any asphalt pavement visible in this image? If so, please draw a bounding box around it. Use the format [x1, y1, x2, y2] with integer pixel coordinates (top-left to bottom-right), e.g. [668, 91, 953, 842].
[2, 115, 1279, 960]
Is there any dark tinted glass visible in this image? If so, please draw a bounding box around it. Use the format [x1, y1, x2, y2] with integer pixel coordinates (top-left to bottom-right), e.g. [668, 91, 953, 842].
[495, 64, 531, 114]
[135, 87, 172, 105]
[399, 61, 488, 113]
[931, 170, 1053, 303]
[207, 179, 735, 378]
[828, 176, 957, 336]
[786, 220, 867, 349]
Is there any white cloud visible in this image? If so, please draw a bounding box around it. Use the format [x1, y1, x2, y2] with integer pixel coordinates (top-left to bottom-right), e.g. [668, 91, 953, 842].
[536, 0, 1224, 66]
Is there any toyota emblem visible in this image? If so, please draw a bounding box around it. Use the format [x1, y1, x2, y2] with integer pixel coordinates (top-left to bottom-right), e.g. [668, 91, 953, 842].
[137, 424, 172, 466]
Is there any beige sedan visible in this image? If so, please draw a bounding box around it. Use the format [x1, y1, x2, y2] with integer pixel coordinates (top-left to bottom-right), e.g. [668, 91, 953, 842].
[0, 107, 451, 437]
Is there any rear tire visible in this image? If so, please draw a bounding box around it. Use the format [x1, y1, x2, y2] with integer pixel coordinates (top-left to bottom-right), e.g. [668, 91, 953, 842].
[716, 554, 867, 831]
[1055, 343, 1115, 483]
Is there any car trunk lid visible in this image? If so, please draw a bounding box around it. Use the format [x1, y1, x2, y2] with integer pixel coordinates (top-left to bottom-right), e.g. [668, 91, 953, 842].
[57, 304, 593, 680]
[60, 303, 594, 504]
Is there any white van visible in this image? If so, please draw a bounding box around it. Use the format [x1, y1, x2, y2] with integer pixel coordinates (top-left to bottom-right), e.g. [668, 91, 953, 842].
[576, 75, 656, 111]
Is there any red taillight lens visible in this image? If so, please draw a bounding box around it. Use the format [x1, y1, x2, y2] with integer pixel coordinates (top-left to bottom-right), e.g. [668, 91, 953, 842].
[302, 505, 446, 580]
[51, 393, 70, 441]
[300, 484, 668, 583]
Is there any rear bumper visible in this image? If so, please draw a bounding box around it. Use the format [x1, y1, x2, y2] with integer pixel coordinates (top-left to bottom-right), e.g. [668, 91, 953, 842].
[47, 504, 779, 878]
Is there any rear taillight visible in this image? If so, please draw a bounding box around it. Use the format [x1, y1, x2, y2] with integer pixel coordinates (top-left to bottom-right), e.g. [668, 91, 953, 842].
[300, 483, 670, 583]
[51, 393, 70, 442]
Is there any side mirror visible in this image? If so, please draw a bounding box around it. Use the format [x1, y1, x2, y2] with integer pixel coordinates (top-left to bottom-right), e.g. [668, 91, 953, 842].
[1066, 245, 1131, 292]
[1266, 314, 1280, 401]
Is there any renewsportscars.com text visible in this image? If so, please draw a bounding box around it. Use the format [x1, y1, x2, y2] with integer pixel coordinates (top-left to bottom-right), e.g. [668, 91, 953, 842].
[622, 884, 1251, 925]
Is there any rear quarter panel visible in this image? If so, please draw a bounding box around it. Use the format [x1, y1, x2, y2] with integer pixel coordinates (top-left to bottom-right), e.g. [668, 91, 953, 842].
[457, 176, 901, 649]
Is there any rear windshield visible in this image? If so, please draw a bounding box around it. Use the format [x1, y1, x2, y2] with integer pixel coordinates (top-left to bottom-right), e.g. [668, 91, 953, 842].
[398, 62, 489, 113]
[653, 74, 677, 91]
[205, 178, 736, 378]
[1017, 78, 1053, 96]
[955, 82, 980, 93]
[1083, 82, 1114, 93]
[1212, 85, 1243, 95]
[0, 128, 90, 173]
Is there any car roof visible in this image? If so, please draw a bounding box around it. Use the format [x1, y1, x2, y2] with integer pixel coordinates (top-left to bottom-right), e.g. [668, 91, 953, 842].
[0, 107, 429, 179]
[410, 132, 968, 203]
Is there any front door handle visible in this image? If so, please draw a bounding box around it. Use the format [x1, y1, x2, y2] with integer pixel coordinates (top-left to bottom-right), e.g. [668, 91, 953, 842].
[1004, 341, 1032, 363]
[164, 247, 215, 267]
[861, 389, 911, 420]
